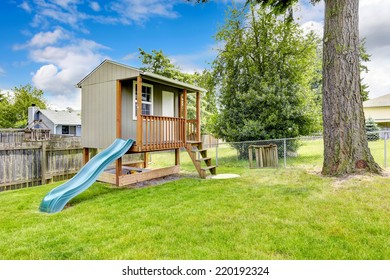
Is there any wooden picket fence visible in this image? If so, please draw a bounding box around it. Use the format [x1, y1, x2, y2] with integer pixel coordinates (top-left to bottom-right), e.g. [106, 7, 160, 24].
[0, 136, 83, 191]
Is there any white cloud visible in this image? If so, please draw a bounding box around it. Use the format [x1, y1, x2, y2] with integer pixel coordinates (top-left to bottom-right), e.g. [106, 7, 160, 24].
[300, 20, 323, 38]
[170, 45, 217, 74]
[15, 28, 68, 49]
[29, 39, 107, 109]
[19, 1, 32, 13]
[359, 0, 390, 98]
[20, 0, 181, 29]
[46, 91, 82, 110]
[89, 1, 101, 12]
[123, 52, 139, 61]
[109, 0, 179, 24]
[0, 67, 5, 76]
[295, 0, 324, 24]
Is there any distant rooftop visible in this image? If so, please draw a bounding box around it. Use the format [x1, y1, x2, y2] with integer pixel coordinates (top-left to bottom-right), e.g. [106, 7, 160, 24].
[40, 109, 81, 126]
[363, 93, 390, 108]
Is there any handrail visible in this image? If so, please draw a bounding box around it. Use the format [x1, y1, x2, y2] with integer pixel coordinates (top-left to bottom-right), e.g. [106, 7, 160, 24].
[141, 115, 186, 150]
[186, 119, 198, 142]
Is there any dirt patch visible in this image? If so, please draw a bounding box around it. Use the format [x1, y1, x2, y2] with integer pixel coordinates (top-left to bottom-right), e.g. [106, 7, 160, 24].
[330, 170, 390, 189]
[305, 167, 390, 189]
[119, 172, 199, 189]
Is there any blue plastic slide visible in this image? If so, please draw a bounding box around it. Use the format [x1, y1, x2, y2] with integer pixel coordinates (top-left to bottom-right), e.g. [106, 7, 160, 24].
[39, 138, 134, 213]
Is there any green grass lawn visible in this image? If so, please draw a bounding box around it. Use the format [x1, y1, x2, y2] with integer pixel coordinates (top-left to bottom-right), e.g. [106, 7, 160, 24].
[0, 165, 389, 260]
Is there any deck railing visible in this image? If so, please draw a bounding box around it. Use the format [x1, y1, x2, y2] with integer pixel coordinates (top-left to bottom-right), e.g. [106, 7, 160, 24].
[141, 115, 186, 150]
[186, 119, 198, 142]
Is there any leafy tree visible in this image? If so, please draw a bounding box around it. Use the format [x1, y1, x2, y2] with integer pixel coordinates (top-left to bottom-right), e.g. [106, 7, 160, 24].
[210, 5, 321, 154]
[190, 0, 381, 175]
[0, 84, 47, 128]
[138, 48, 217, 133]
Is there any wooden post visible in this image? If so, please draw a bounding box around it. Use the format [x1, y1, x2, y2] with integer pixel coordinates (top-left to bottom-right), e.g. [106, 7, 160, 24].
[83, 147, 90, 165]
[183, 89, 187, 143]
[116, 158, 122, 186]
[178, 93, 183, 143]
[178, 92, 182, 118]
[175, 148, 180, 165]
[116, 80, 122, 139]
[196, 91, 201, 142]
[143, 152, 149, 168]
[248, 145, 253, 168]
[183, 89, 187, 120]
[41, 141, 47, 185]
[116, 80, 122, 185]
[137, 75, 143, 148]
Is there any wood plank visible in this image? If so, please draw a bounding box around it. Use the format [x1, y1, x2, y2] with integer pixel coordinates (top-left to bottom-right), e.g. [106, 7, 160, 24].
[119, 165, 180, 186]
[98, 172, 116, 185]
[116, 157, 122, 186]
[41, 141, 47, 185]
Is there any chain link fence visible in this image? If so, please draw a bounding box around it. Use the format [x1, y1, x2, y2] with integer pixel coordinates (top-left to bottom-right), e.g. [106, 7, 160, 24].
[203, 131, 390, 170]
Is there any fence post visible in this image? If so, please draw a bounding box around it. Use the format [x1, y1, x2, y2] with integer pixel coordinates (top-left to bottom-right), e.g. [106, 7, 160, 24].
[216, 140, 219, 167]
[385, 137, 387, 168]
[41, 141, 47, 185]
[283, 139, 287, 168]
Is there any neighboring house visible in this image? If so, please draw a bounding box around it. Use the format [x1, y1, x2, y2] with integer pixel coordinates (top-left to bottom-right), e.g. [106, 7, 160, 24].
[28, 106, 82, 136]
[363, 93, 390, 128]
[77, 59, 216, 186]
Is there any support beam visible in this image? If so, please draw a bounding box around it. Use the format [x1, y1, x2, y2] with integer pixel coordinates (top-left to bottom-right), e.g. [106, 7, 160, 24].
[196, 91, 201, 142]
[137, 75, 143, 148]
[175, 148, 180, 165]
[183, 89, 187, 144]
[183, 89, 187, 120]
[116, 80, 122, 139]
[116, 80, 123, 184]
[116, 157, 122, 186]
[143, 152, 149, 168]
[83, 147, 90, 165]
[178, 92, 182, 118]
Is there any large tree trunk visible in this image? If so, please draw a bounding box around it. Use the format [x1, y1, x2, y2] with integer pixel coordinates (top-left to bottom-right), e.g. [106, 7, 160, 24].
[322, 0, 381, 175]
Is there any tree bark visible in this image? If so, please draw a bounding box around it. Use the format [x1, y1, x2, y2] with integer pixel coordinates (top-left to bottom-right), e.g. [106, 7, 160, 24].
[322, 0, 381, 175]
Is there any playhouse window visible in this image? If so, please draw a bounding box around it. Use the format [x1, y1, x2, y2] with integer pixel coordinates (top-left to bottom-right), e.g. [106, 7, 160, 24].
[133, 81, 153, 120]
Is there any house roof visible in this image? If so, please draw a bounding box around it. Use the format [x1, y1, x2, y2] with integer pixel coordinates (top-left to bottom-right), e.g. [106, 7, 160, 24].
[76, 59, 206, 93]
[363, 93, 390, 108]
[40, 109, 81, 126]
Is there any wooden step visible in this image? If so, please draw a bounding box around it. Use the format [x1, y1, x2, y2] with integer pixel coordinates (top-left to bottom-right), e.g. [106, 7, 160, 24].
[187, 141, 202, 144]
[201, 165, 216, 171]
[191, 149, 207, 153]
[196, 157, 211, 162]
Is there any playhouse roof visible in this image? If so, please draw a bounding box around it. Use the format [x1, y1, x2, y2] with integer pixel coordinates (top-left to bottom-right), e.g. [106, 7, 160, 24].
[77, 60, 206, 93]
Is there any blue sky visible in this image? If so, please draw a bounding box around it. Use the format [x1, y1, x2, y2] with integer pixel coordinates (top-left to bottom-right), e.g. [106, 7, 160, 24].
[0, 0, 389, 109]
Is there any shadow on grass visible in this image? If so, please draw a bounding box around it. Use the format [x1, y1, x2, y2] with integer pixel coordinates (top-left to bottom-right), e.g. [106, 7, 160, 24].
[64, 182, 123, 208]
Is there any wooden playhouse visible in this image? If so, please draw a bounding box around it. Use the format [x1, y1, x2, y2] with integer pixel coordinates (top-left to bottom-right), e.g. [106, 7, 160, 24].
[77, 60, 216, 186]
